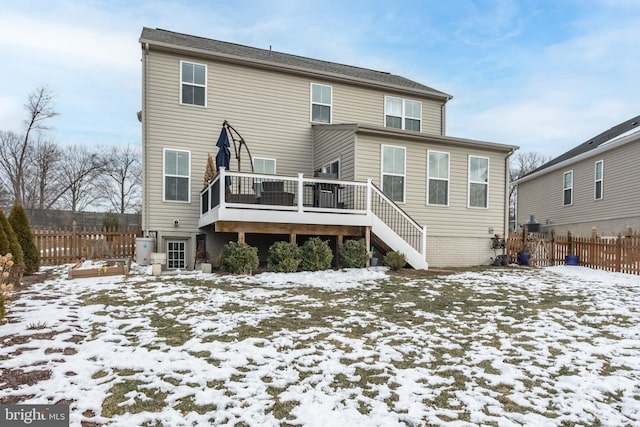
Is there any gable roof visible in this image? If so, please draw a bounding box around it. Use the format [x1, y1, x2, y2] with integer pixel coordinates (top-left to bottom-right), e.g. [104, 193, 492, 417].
[522, 114, 640, 178]
[139, 27, 452, 100]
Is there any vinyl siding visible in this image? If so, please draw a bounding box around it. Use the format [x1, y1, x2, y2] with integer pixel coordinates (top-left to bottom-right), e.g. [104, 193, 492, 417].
[517, 140, 640, 235]
[312, 126, 356, 180]
[354, 132, 509, 238]
[142, 41, 514, 267]
[143, 49, 446, 232]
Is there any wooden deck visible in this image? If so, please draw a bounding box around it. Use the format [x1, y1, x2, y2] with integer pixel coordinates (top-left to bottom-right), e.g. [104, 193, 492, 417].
[200, 169, 428, 269]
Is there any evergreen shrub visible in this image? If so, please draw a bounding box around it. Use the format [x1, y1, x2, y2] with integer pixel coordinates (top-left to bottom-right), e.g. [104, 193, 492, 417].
[383, 251, 407, 271]
[267, 241, 301, 273]
[300, 237, 332, 271]
[338, 239, 368, 268]
[217, 241, 259, 275]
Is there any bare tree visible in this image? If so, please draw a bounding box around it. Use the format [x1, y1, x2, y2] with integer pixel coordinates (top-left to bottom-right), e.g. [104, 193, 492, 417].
[0, 177, 10, 211]
[509, 151, 551, 228]
[29, 136, 62, 209]
[99, 145, 142, 214]
[54, 145, 107, 212]
[0, 130, 33, 205]
[0, 87, 57, 204]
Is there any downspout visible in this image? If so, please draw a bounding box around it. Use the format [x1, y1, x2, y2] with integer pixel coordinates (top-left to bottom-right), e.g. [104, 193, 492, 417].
[504, 147, 517, 238]
[142, 42, 150, 236]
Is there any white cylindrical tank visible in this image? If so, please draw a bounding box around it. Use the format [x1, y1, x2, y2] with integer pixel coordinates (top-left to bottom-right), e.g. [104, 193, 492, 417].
[135, 237, 155, 265]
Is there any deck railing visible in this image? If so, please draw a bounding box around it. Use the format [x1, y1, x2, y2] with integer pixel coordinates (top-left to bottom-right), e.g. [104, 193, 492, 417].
[369, 183, 426, 257]
[201, 169, 369, 215]
[201, 168, 426, 258]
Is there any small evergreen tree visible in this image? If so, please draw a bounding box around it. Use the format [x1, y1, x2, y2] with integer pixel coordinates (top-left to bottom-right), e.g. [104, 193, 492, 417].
[8, 203, 39, 275]
[0, 210, 23, 264]
[0, 218, 8, 256]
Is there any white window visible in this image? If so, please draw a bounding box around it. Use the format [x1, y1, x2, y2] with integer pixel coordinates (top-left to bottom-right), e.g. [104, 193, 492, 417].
[594, 160, 603, 200]
[468, 156, 489, 208]
[166, 240, 187, 269]
[180, 61, 206, 106]
[311, 83, 332, 123]
[322, 159, 340, 178]
[253, 157, 276, 175]
[382, 145, 406, 202]
[427, 151, 449, 206]
[563, 170, 573, 206]
[384, 96, 421, 131]
[164, 149, 190, 202]
[252, 157, 276, 197]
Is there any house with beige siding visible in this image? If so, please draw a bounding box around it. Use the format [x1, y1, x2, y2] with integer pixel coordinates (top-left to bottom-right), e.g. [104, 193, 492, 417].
[515, 115, 640, 236]
[138, 27, 516, 269]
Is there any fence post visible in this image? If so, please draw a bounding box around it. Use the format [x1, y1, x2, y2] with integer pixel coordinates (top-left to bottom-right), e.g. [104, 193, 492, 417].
[567, 231, 573, 261]
[550, 230, 556, 265]
[616, 233, 622, 272]
[72, 221, 77, 261]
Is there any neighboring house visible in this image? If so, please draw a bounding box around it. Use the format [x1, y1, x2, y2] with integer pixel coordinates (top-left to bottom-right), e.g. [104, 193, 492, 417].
[515, 115, 640, 236]
[139, 27, 516, 269]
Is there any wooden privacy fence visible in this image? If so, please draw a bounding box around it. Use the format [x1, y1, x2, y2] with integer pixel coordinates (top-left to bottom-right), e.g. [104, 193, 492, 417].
[507, 230, 640, 275]
[34, 227, 139, 266]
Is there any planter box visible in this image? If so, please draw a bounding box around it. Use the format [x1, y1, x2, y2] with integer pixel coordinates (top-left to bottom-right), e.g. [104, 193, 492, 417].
[68, 258, 131, 279]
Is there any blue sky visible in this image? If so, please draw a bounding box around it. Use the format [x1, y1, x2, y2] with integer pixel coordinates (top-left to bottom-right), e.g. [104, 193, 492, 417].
[1, 0, 638, 158]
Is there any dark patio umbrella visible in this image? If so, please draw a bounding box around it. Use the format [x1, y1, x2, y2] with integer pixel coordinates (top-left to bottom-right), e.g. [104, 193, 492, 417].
[215, 127, 232, 188]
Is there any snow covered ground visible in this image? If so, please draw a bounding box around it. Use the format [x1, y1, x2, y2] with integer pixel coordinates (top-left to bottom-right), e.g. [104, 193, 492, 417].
[1, 265, 639, 426]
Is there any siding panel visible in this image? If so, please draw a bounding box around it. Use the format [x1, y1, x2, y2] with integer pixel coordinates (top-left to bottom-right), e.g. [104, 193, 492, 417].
[517, 140, 640, 235]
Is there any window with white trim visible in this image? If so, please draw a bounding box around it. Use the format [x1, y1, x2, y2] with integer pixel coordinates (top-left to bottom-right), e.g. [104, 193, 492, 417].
[322, 159, 340, 178]
[180, 61, 206, 106]
[311, 83, 332, 123]
[468, 156, 489, 208]
[384, 96, 421, 131]
[427, 151, 449, 206]
[164, 149, 190, 202]
[166, 240, 187, 269]
[252, 157, 276, 197]
[594, 160, 603, 200]
[382, 145, 405, 202]
[253, 157, 276, 175]
[563, 170, 573, 206]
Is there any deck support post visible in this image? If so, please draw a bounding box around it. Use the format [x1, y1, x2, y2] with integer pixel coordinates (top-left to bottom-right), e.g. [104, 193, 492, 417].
[238, 231, 245, 244]
[365, 226, 371, 267]
[290, 233, 296, 245]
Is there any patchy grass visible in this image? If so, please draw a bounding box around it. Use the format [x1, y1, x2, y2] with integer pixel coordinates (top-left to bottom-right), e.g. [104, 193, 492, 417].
[1, 266, 639, 426]
[102, 380, 168, 417]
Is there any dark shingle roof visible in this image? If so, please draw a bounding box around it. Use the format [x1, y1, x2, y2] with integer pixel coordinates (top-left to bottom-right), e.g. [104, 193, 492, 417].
[140, 27, 451, 99]
[524, 114, 640, 177]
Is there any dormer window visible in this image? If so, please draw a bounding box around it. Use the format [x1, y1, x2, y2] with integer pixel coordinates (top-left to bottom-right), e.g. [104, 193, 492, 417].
[385, 96, 421, 131]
